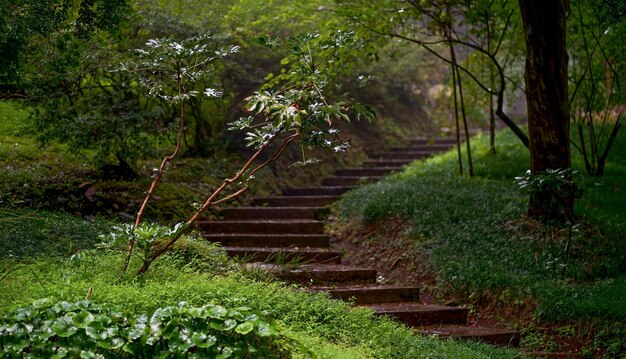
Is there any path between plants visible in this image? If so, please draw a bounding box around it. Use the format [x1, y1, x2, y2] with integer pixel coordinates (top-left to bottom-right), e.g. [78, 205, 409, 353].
[199, 137, 520, 348]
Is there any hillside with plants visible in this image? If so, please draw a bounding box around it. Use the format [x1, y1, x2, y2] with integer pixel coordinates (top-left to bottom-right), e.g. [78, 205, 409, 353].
[333, 128, 625, 356]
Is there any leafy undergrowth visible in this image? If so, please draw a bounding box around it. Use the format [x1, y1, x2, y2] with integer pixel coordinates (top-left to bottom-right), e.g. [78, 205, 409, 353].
[334, 128, 626, 357]
[0, 218, 519, 358]
[0, 100, 370, 224]
[0, 102, 280, 223]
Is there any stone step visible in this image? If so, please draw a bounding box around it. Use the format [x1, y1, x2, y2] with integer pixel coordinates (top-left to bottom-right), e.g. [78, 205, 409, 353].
[220, 207, 327, 220]
[223, 246, 342, 264]
[204, 234, 331, 248]
[389, 145, 450, 152]
[310, 284, 420, 305]
[417, 325, 520, 347]
[335, 167, 398, 177]
[282, 186, 354, 196]
[362, 159, 414, 168]
[251, 196, 339, 207]
[322, 176, 381, 186]
[372, 152, 435, 160]
[198, 220, 324, 234]
[364, 303, 468, 326]
[408, 138, 458, 146]
[250, 263, 377, 284]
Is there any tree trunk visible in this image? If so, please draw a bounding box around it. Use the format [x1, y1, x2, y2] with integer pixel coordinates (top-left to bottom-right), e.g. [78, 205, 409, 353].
[519, 0, 573, 222]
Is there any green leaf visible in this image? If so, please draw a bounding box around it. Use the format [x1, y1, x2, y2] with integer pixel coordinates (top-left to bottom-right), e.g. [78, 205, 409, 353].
[161, 317, 179, 339]
[32, 324, 55, 342]
[187, 307, 205, 318]
[32, 298, 52, 310]
[52, 301, 75, 314]
[72, 311, 95, 329]
[85, 321, 117, 341]
[122, 342, 141, 355]
[80, 350, 104, 359]
[216, 346, 234, 359]
[97, 337, 125, 350]
[256, 322, 275, 337]
[191, 332, 217, 349]
[168, 334, 194, 354]
[234, 321, 253, 335]
[51, 315, 78, 337]
[13, 307, 34, 322]
[206, 305, 227, 319]
[223, 319, 237, 331]
[52, 347, 69, 359]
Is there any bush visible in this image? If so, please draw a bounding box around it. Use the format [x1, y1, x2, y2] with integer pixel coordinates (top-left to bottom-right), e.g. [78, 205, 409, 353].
[1, 298, 300, 358]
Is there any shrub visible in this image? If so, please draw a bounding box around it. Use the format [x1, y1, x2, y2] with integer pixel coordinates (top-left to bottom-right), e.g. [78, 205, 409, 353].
[0, 298, 302, 358]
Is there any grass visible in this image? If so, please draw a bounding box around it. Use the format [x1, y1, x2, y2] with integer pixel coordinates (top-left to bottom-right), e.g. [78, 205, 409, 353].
[335, 127, 626, 355]
[0, 228, 520, 358]
[0, 209, 111, 258]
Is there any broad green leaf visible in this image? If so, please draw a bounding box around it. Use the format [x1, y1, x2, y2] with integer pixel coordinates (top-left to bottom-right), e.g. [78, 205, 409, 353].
[187, 307, 205, 318]
[125, 322, 147, 340]
[14, 308, 34, 322]
[51, 347, 69, 359]
[4, 339, 29, 353]
[97, 337, 125, 350]
[80, 350, 104, 359]
[161, 318, 179, 339]
[226, 309, 244, 321]
[168, 335, 194, 354]
[256, 322, 275, 337]
[122, 342, 140, 355]
[72, 311, 95, 328]
[223, 319, 237, 331]
[191, 332, 217, 349]
[51, 315, 78, 337]
[234, 321, 253, 335]
[85, 321, 116, 341]
[32, 298, 52, 309]
[52, 301, 75, 314]
[206, 305, 227, 319]
[216, 346, 234, 359]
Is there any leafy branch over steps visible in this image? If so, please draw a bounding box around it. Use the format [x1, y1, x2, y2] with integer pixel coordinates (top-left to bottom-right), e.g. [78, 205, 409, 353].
[109, 30, 375, 277]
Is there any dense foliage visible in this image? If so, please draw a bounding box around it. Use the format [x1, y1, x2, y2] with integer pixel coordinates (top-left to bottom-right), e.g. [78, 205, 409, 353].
[1, 299, 296, 358]
[336, 128, 626, 356]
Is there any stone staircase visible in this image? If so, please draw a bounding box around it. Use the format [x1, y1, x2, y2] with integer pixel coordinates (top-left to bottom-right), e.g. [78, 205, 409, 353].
[198, 137, 519, 347]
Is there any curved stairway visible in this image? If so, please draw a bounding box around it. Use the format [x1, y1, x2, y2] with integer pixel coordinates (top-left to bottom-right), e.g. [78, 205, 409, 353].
[198, 137, 519, 347]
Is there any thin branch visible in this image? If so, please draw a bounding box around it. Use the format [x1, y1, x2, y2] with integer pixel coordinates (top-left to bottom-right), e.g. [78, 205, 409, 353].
[121, 70, 187, 275]
[494, 10, 514, 56]
[136, 133, 300, 275]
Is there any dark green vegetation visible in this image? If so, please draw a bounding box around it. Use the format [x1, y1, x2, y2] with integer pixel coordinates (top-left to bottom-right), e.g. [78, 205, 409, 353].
[2, 299, 296, 357]
[335, 129, 626, 356]
[0, 222, 520, 358]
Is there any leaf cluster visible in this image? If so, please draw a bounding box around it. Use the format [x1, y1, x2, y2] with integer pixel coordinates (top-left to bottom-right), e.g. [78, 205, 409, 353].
[515, 168, 586, 200]
[125, 34, 239, 103]
[230, 31, 375, 159]
[98, 223, 184, 267]
[0, 298, 299, 358]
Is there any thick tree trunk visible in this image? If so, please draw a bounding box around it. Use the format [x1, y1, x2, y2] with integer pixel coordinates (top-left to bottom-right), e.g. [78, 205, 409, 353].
[519, 0, 573, 222]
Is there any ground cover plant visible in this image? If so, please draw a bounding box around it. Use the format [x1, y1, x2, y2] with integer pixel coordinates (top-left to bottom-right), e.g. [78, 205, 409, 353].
[334, 128, 626, 356]
[0, 216, 521, 358]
